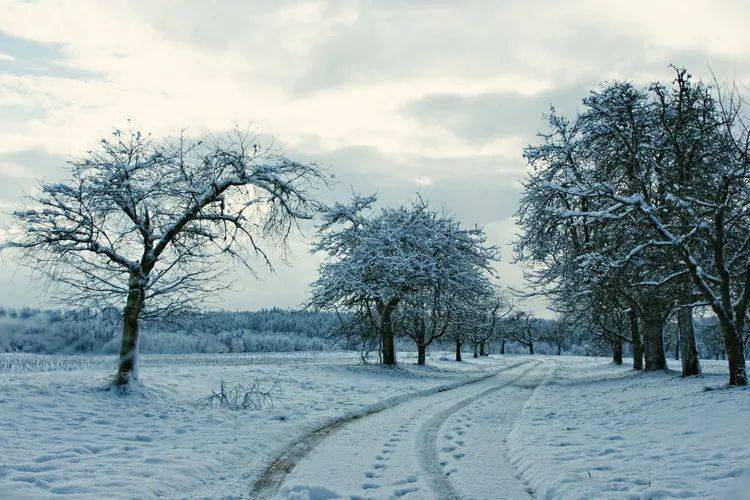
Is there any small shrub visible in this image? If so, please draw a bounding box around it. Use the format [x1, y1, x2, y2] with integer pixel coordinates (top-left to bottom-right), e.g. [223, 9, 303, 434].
[197, 377, 280, 411]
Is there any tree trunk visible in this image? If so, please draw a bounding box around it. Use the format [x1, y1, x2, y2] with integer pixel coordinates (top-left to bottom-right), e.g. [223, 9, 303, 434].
[612, 338, 623, 365]
[415, 319, 426, 365]
[557, 341, 562, 356]
[677, 306, 700, 377]
[500, 338, 505, 354]
[115, 280, 145, 386]
[642, 303, 668, 371]
[717, 319, 747, 386]
[528, 342, 534, 355]
[455, 335, 462, 362]
[479, 340, 486, 356]
[473, 341, 478, 358]
[629, 309, 643, 370]
[380, 303, 397, 366]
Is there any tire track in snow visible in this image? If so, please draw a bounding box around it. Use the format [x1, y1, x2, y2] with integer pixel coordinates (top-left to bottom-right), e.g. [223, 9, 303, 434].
[416, 362, 543, 500]
[249, 360, 532, 499]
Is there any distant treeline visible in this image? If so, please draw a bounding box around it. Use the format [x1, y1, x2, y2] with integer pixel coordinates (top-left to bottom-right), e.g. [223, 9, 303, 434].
[0, 307, 342, 355]
[0, 306, 731, 359]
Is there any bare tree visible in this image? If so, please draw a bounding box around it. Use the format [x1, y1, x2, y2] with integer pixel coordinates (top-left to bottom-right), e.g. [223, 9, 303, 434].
[544, 313, 575, 357]
[509, 311, 538, 355]
[4, 126, 323, 387]
[467, 288, 513, 357]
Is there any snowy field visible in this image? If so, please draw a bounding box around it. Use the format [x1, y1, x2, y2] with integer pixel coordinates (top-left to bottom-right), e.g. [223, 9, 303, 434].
[0, 351, 507, 498]
[0, 352, 748, 499]
[508, 357, 750, 499]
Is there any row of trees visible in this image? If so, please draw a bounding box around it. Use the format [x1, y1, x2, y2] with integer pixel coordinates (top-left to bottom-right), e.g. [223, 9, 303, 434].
[308, 195, 512, 365]
[0, 123, 550, 383]
[516, 67, 750, 386]
[13, 67, 746, 387]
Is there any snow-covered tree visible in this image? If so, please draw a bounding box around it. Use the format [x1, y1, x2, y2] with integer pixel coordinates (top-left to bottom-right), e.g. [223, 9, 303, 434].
[4, 127, 323, 387]
[396, 205, 499, 364]
[515, 69, 740, 380]
[541, 312, 576, 357]
[507, 311, 539, 355]
[465, 287, 513, 357]
[310, 196, 499, 365]
[545, 71, 744, 383]
[310, 195, 411, 365]
[516, 93, 677, 371]
[573, 72, 703, 375]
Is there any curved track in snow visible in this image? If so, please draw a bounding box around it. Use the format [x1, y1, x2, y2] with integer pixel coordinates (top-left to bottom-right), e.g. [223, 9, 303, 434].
[251, 359, 548, 499]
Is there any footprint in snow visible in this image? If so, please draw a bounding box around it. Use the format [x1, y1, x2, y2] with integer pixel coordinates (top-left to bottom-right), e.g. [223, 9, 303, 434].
[394, 487, 419, 497]
[394, 475, 418, 485]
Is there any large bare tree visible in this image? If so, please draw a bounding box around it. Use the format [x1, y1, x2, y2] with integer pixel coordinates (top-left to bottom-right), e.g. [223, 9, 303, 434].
[4, 127, 323, 387]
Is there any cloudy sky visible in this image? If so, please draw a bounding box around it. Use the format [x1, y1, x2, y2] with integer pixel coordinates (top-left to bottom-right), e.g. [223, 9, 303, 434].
[1, 0, 749, 315]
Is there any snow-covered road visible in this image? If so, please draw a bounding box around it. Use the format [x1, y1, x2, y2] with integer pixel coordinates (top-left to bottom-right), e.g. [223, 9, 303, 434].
[268, 360, 551, 499]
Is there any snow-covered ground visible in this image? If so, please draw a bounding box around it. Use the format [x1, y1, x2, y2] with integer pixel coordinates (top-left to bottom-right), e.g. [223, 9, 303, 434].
[1, 352, 748, 499]
[0, 351, 508, 498]
[508, 357, 750, 499]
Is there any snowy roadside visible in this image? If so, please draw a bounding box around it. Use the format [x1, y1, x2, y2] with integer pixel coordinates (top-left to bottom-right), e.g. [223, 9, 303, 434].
[507, 356, 750, 499]
[0, 351, 508, 498]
